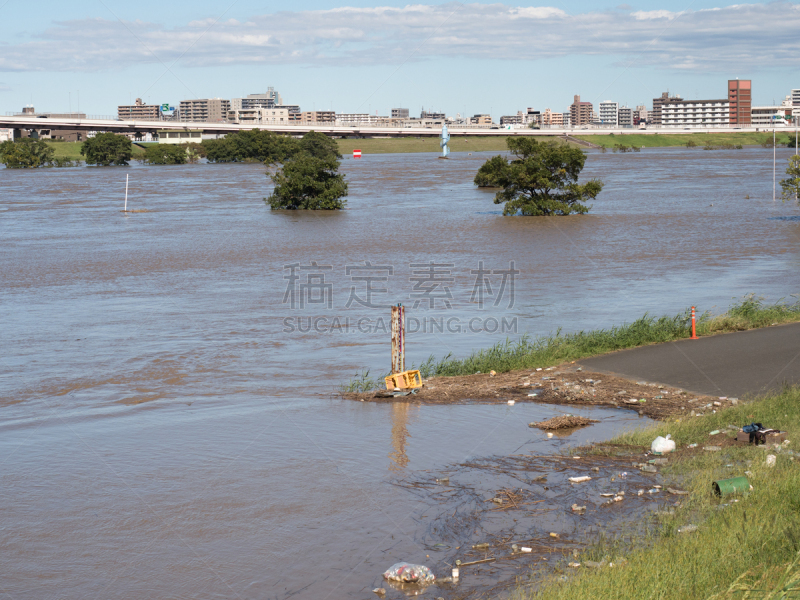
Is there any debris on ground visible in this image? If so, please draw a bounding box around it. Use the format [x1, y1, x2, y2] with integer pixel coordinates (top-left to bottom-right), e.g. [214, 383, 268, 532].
[342, 363, 721, 419]
[651, 435, 676, 454]
[530, 415, 599, 430]
[383, 562, 435, 584]
[569, 476, 591, 483]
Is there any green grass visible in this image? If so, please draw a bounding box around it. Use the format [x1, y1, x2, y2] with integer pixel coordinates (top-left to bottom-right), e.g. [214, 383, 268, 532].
[576, 131, 798, 149]
[413, 295, 800, 379]
[517, 386, 800, 600]
[334, 136, 575, 155]
[45, 141, 145, 161]
[340, 295, 800, 392]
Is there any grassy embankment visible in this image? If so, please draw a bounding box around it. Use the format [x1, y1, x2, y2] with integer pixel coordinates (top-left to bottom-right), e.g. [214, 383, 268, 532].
[334, 136, 575, 155]
[517, 385, 800, 599]
[576, 131, 798, 149]
[343, 296, 800, 392]
[45, 141, 145, 161]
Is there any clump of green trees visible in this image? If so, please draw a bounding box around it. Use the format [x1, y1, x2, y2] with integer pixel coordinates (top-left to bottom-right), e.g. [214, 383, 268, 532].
[81, 133, 133, 166]
[781, 155, 800, 203]
[0, 138, 76, 168]
[142, 144, 188, 165]
[474, 137, 603, 216]
[265, 131, 348, 210]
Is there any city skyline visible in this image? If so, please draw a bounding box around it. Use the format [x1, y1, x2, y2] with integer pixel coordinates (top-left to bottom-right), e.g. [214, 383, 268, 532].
[1, 1, 799, 117]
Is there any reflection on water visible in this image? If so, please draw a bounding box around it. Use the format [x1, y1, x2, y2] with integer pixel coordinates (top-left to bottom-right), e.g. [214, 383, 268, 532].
[390, 402, 412, 472]
[1, 147, 799, 598]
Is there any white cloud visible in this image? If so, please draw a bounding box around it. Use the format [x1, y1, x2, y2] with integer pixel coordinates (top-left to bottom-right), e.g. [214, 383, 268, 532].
[0, 2, 798, 73]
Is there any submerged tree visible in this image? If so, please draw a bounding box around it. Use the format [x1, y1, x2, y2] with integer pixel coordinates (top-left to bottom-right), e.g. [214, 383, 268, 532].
[202, 129, 299, 163]
[473, 138, 603, 215]
[266, 153, 348, 210]
[780, 155, 800, 203]
[0, 138, 56, 168]
[142, 144, 188, 165]
[81, 133, 133, 166]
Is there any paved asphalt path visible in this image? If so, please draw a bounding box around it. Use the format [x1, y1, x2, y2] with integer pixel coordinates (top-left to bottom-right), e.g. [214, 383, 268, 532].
[578, 322, 800, 398]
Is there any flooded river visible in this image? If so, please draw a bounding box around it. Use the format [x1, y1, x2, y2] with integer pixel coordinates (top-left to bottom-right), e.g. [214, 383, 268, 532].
[1, 147, 798, 598]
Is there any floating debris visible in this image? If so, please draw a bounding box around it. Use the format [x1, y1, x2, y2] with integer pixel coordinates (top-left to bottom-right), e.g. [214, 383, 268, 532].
[530, 416, 599, 430]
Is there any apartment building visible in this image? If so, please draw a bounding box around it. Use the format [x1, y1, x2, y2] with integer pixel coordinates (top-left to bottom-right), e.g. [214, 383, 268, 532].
[231, 88, 283, 111]
[634, 105, 648, 125]
[296, 111, 336, 123]
[652, 92, 682, 125]
[179, 98, 230, 122]
[598, 101, 619, 126]
[751, 96, 797, 126]
[618, 106, 633, 127]
[500, 114, 523, 125]
[155, 130, 203, 144]
[421, 109, 446, 120]
[471, 114, 493, 126]
[227, 108, 289, 125]
[570, 95, 593, 126]
[728, 79, 752, 125]
[391, 108, 409, 118]
[661, 99, 729, 127]
[793, 89, 800, 106]
[117, 98, 161, 120]
[541, 108, 564, 126]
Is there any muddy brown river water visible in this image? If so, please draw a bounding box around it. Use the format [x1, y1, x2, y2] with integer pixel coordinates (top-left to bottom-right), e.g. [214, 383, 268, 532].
[1, 147, 799, 599]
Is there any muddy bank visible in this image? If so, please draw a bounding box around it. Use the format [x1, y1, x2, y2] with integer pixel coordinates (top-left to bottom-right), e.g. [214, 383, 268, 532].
[344, 363, 732, 419]
[382, 451, 679, 599]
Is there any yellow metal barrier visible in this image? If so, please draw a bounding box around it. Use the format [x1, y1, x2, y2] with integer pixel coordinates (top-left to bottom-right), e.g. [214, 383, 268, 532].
[385, 370, 422, 390]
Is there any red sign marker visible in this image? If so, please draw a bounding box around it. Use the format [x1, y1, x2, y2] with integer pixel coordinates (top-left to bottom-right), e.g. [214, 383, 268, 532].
[353, 149, 362, 158]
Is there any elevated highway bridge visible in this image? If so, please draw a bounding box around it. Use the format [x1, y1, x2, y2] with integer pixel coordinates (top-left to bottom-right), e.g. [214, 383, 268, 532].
[0, 115, 766, 139]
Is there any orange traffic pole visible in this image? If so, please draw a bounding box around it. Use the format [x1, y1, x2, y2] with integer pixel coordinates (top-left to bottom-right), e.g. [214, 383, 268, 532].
[691, 306, 698, 340]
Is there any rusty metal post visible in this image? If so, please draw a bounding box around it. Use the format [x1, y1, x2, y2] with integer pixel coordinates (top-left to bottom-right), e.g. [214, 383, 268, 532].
[391, 303, 405, 374]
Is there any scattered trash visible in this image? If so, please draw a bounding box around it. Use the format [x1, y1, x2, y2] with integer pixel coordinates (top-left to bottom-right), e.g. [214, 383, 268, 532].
[536, 368, 542, 371]
[767, 454, 777, 467]
[373, 588, 386, 596]
[637, 489, 645, 496]
[472, 543, 490, 550]
[584, 560, 604, 568]
[568, 562, 581, 568]
[704, 446, 722, 452]
[571, 504, 586, 513]
[520, 547, 532, 553]
[709, 430, 720, 436]
[640, 465, 658, 473]
[613, 496, 623, 502]
[435, 477, 450, 484]
[591, 467, 600, 472]
[687, 443, 698, 448]
[713, 476, 750, 497]
[651, 435, 676, 454]
[678, 525, 698, 534]
[490, 370, 497, 377]
[731, 398, 739, 405]
[568, 476, 591, 483]
[648, 488, 660, 494]
[528, 393, 539, 397]
[667, 487, 689, 495]
[600, 493, 614, 497]
[549, 532, 559, 539]
[383, 563, 435, 584]
[649, 458, 668, 465]
[492, 497, 504, 504]
[713, 402, 721, 407]
[507, 400, 515, 405]
[547, 432, 554, 438]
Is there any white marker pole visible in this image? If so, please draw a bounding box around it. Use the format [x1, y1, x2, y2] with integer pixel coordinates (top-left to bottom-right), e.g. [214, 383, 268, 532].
[773, 129, 776, 202]
[124, 174, 129, 212]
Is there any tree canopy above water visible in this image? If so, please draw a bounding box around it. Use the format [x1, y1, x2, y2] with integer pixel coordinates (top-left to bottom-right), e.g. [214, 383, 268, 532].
[474, 138, 603, 216]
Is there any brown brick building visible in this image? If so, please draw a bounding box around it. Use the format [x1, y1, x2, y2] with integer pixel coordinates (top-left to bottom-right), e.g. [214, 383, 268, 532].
[651, 92, 682, 125]
[570, 95, 593, 126]
[728, 79, 752, 125]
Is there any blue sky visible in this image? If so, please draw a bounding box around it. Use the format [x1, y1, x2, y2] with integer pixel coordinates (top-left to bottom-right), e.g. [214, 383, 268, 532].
[1, 0, 798, 117]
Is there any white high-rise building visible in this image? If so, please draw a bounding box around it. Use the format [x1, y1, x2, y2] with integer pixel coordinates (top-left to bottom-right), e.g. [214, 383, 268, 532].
[599, 101, 619, 126]
[793, 89, 800, 107]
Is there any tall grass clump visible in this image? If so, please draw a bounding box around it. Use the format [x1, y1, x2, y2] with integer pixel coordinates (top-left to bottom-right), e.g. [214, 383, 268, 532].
[515, 387, 800, 600]
[421, 296, 799, 378]
[341, 295, 800, 391]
